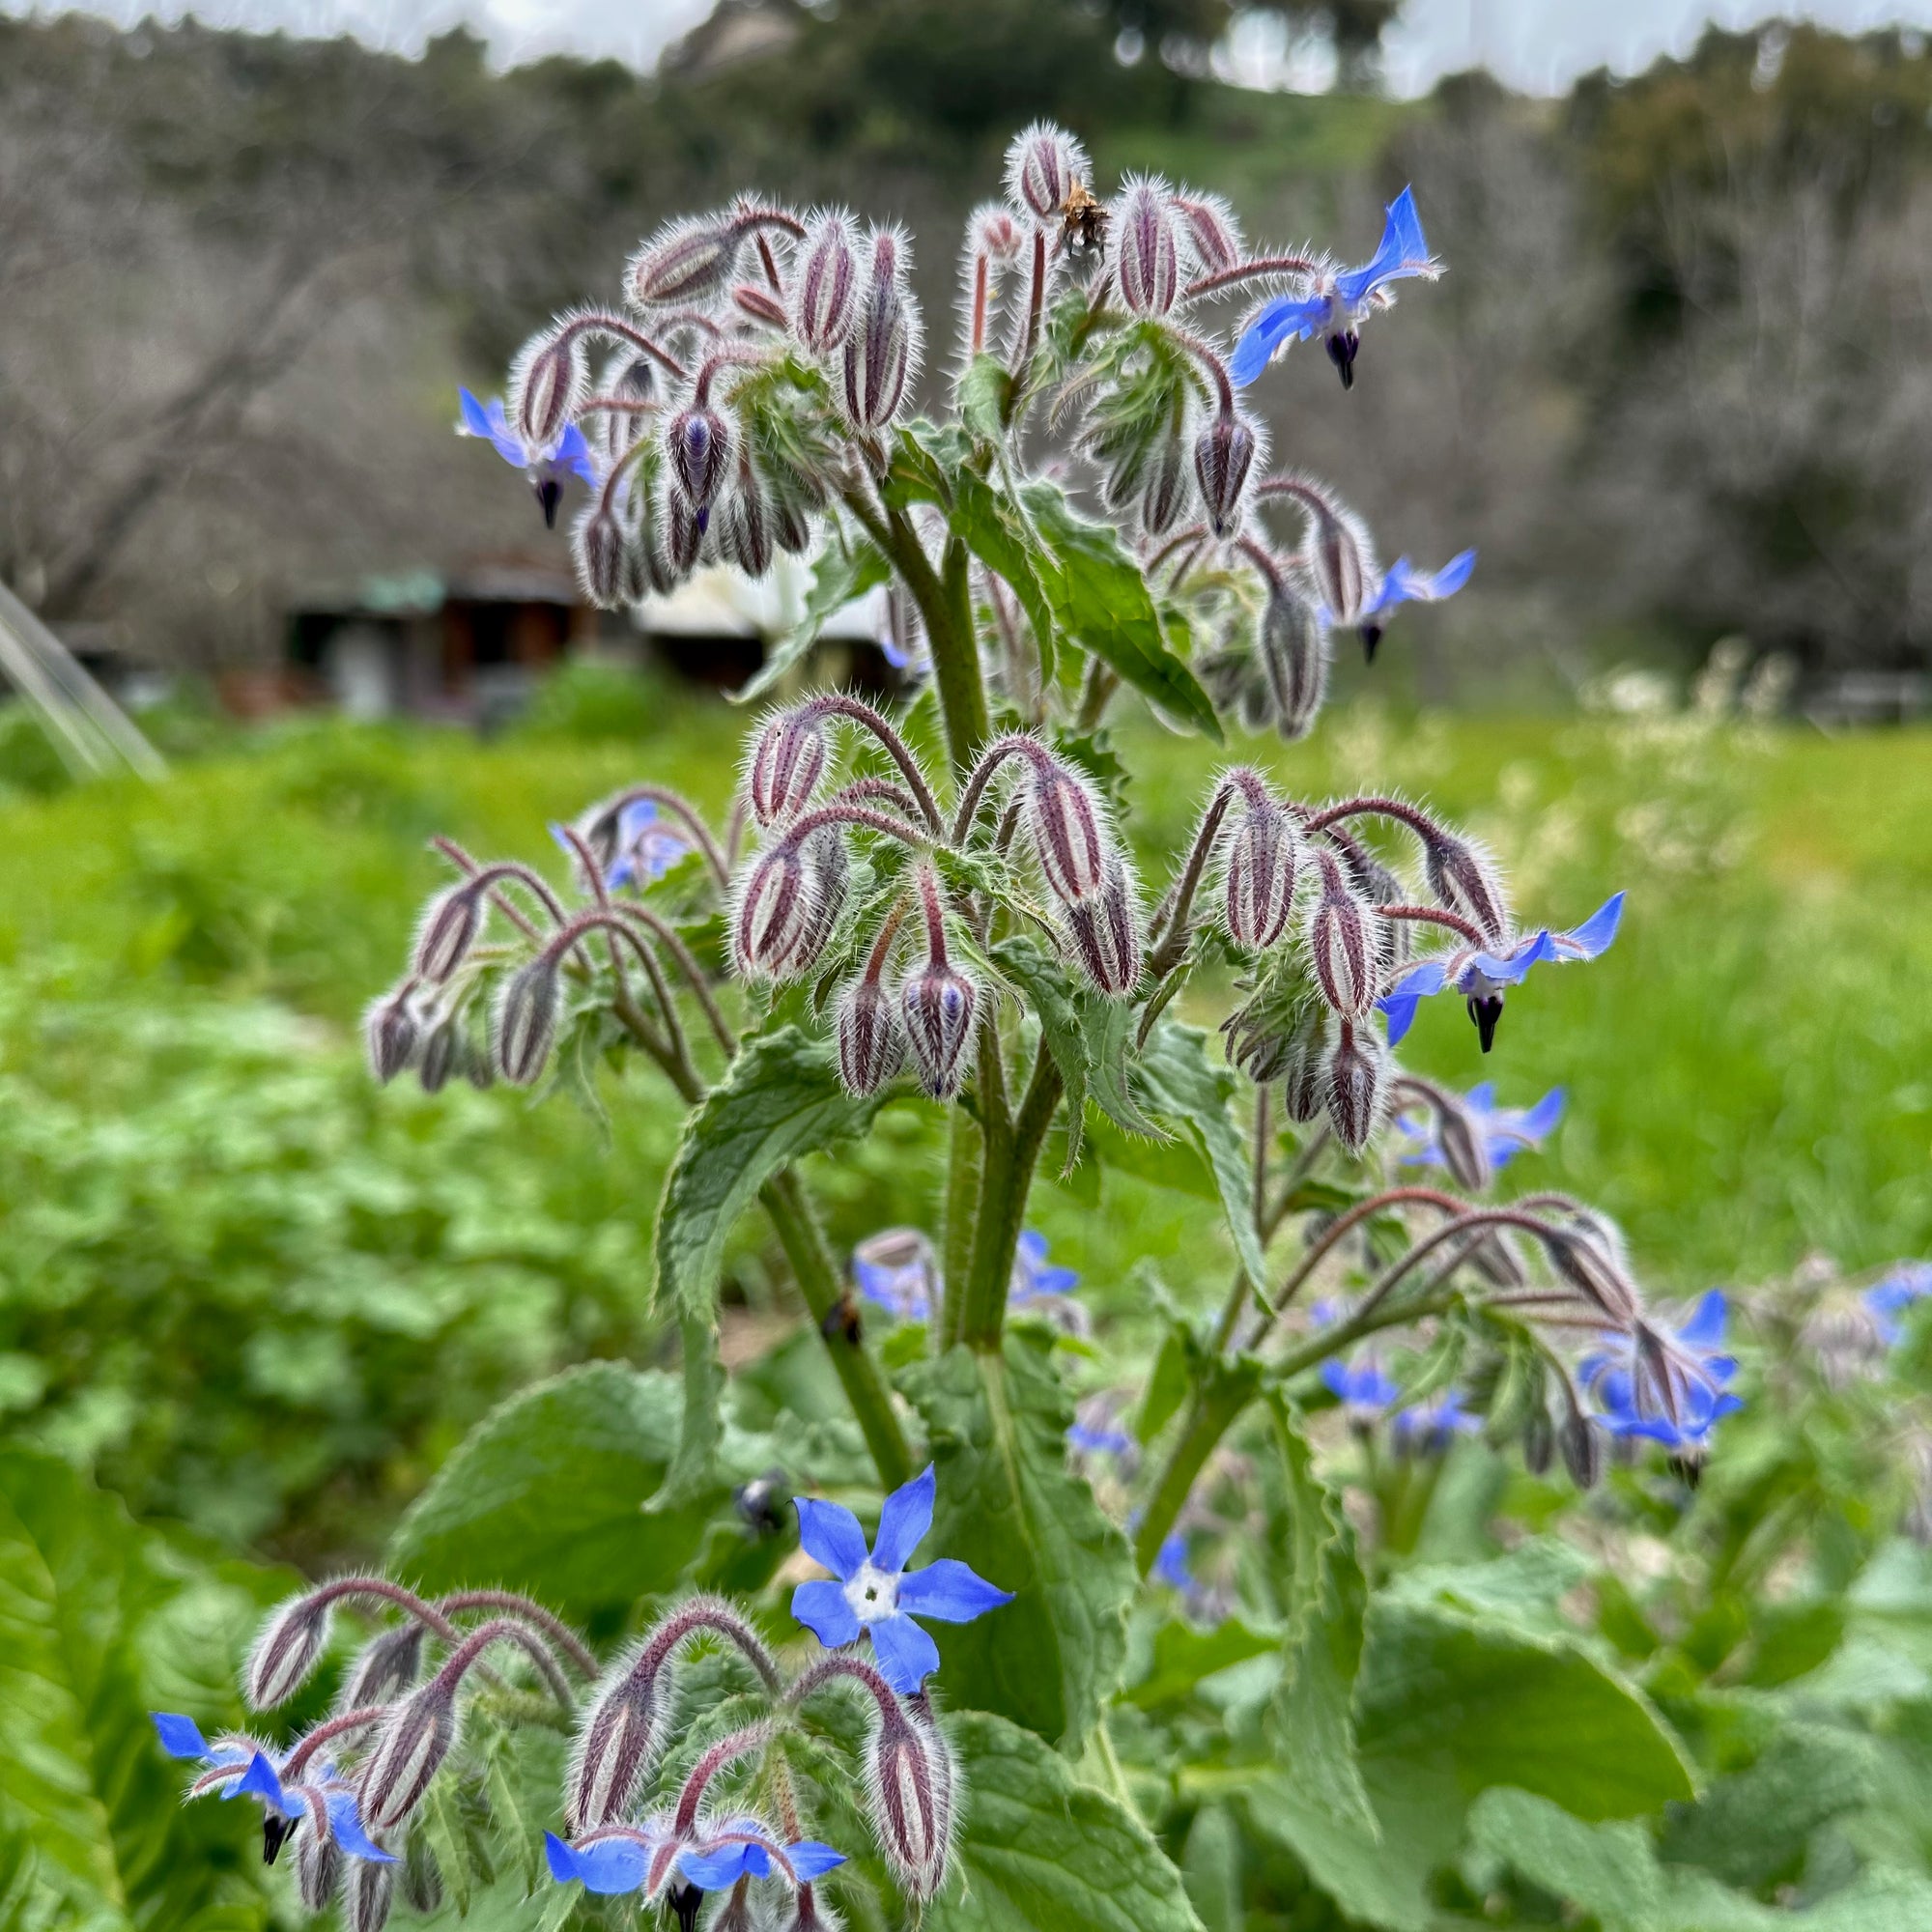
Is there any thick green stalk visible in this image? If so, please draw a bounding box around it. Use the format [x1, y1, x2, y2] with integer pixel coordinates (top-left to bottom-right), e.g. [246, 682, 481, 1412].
[959, 1043, 1064, 1348]
[939, 1107, 982, 1341]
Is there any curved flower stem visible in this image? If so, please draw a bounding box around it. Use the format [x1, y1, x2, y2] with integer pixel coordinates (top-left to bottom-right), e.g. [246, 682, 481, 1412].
[1300, 794, 1448, 847]
[613, 902, 737, 1056]
[282, 1707, 390, 1778]
[1148, 781, 1236, 977]
[1181, 255, 1321, 300]
[436, 1591, 598, 1677]
[803, 693, 947, 834]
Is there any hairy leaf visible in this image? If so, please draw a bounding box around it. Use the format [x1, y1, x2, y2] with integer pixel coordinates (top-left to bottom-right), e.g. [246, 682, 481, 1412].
[951, 467, 1057, 685]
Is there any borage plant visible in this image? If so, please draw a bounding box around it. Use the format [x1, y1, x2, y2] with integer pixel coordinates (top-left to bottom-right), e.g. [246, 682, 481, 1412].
[160, 126, 1753, 1932]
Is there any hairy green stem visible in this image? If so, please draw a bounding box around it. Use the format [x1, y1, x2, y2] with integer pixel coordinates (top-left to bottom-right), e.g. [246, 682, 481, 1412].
[959, 1042, 1064, 1348]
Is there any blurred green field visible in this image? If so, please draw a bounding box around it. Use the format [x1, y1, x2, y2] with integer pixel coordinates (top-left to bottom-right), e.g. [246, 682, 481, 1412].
[2, 680, 1928, 1562]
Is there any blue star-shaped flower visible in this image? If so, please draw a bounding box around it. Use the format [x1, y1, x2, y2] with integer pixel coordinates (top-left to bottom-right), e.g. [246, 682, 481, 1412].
[551, 800, 690, 891]
[457, 386, 595, 527]
[790, 1465, 1012, 1692]
[853, 1229, 937, 1321]
[545, 1821, 843, 1899]
[1377, 892, 1626, 1053]
[1321, 1353, 1402, 1418]
[1355, 549, 1476, 662]
[1009, 1230, 1079, 1308]
[1231, 186, 1441, 390]
[1399, 1082, 1567, 1173]
[1866, 1263, 1931, 1347]
[1582, 1290, 1742, 1451]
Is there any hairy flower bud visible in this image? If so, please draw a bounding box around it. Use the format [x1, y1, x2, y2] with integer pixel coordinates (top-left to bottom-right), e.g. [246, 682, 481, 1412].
[1307, 504, 1373, 625]
[663, 491, 703, 576]
[361, 1682, 458, 1833]
[415, 886, 481, 984]
[1276, 1006, 1329, 1122]
[1223, 789, 1297, 951]
[791, 210, 862, 355]
[667, 407, 729, 517]
[731, 280, 788, 328]
[1424, 835, 1510, 947]
[900, 961, 978, 1099]
[866, 1705, 955, 1901]
[1467, 1230, 1528, 1290]
[631, 216, 741, 308]
[364, 987, 418, 1083]
[1193, 411, 1256, 538]
[340, 1622, 428, 1712]
[1547, 1214, 1637, 1320]
[773, 487, 814, 555]
[1173, 190, 1242, 274]
[747, 708, 829, 827]
[733, 835, 844, 982]
[246, 1591, 334, 1709]
[1064, 862, 1142, 997]
[497, 956, 561, 1087]
[1006, 121, 1089, 223]
[1560, 1409, 1603, 1489]
[417, 1020, 460, 1094]
[1432, 1089, 1492, 1195]
[972, 201, 1026, 267]
[1258, 585, 1327, 741]
[1140, 435, 1187, 538]
[346, 1855, 395, 1932]
[720, 464, 776, 578]
[1325, 1020, 1387, 1154]
[297, 1822, 343, 1913]
[838, 974, 907, 1096]
[842, 229, 918, 431]
[567, 1661, 664, 1833]
[1026, 756, 1110, 906]
[1308, 852, 1378, 1020]
[1521, 1407, 1555, 1477]
[1116, 178, 1180, 317]
[510, 332, 583, 452]
[574, 497, 626, 609]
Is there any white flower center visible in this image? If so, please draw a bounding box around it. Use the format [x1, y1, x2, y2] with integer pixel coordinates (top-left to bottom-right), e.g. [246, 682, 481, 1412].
[843, 1561, 899, 1622]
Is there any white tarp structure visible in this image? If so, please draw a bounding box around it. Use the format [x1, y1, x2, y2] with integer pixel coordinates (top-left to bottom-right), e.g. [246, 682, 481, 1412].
[631, 553, 887, 643]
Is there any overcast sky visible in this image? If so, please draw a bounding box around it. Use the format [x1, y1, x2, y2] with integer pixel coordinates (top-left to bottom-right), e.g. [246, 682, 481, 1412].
[9, 0, 1931, 93]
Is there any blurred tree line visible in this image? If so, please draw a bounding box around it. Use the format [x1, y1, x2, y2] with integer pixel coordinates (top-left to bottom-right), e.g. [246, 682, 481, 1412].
[0, 5, 1926, 689]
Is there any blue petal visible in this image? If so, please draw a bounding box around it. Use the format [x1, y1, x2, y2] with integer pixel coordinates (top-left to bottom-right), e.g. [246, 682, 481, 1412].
[555, 422, 597, 484]
[152, 1713, 211, 1760]
[784, 1841, 847, 1882]
[1677, 1290, 1729, 1350]
[457, 387, 495, 438]
[1559, 892, 1626, 960]
[326, 1790, 397, 1864]
[678, 1843, 756, 1889]
[871, 1464, 936, 1576]
[867, 1611, 942, 1693]
[1230, 298, 1324, 386]
[545, 1833, 580, 1884]
[235, 1752, 300, 1819]
[1379, 992, 1422, 1047]
[794, 1496, 869, 1580]
[1389, 960, 1448, 1001]
[1427, 548, 1478, 599]
[1337, 185, 1433, 302]
[896, 1558, 1013, 1625]
[1016, 1231, 1048, 1266]
[1517, 1088, 1567, 1140]
[564, 1835, 652, 1895]
[1464, 1080, 1497, 1114]
[791, 1577, 863, 1649]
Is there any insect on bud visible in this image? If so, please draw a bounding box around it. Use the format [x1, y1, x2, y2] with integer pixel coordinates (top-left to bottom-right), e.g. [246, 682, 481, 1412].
[297, 1823, 343, 1913]
[631, 216, 741, 308]
[747, 708, 829, 828]
[246, 1592, 334, 1710]
[1027, 756, 1110, 906]
[567, 1662, 664, 1833]
[573, 497, 626, 609]
[1424, 835, 1510, 948]
[666, 407, 729, 519]
[791, 210, 862, 355]
[346, 1855, 395, 1932]
[497, 955, 561, 1087]
[1259, 584, 1328, 742]
[1116, 178, 1180, 317]
[866, 1705, 955, 1901]
[837, 974, 907, 1096]
[841, 229, 919, 431]
[1064, 862, 1142, 997]
[1308, 852, 1378, 1020]
[1173, 190, 1242, 274]
[1193, 411, 1257, 538]
[1223, 789, 1297, 951]
[1006, 121, 1089, 224]
[360, 1682, 459, 1833]
[1325, 1019, 1387, 1154]
[340, 1622, 428, 1711]
[1140, 435, 1187, 538]
[510, 332, 582, 452]
[364, 988, 418, 1084]
[900, 959, 978, 1100]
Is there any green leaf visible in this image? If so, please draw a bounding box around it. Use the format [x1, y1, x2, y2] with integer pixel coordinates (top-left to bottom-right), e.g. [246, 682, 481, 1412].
[419, 1776, 476, 1918]
[1018, 479, 1221, 740]
[1127, 1618, 1277, 1712]
[885, 421, 971, 509]
[951, 468, 1056, 686]
[923, 1712, 1203, 1932]
[730, 541, 890, 704]
[386, 1363, 709, 1622]
[1134, 1020, 1267, 1298]
[900, 1332, 1136, 1752]
[1264, 1396, 1378, 1837]
[1466, 1787, 1663, 1930]
[1083, 990, 1166, 1141]
[956, 355, 1013, 444]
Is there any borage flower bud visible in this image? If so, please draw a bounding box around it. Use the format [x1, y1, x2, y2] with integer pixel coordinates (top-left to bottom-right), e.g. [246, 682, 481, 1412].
[1223, 787, 1297, 951]
[1308, 504, 1373, 626]
[417, 1020, 459, 1094]
[1064, 863, 1141, 997]
[866, 1704, 955, 1901]
[631, 216, 741, 308]
[1280, 1011, 1328, 1122]
[720, 462, 776, 578]
[1560, 1409, 1603, 1489]
[340, 1622, 427, 1712]
[1173, 190, 1242, 274]
[837, 975, 907, 1097]
[573, 497, 626, 609]
[346, 1855, 395, 1932]
[246, 1591, 334, 1709]
[734, 835, 844, 982]
[1194, 410, 1257, 538]
[1308, 852, 1378, 1020]
[360, 1680, 459, 1833]
[1006, 121, 1089, 224]
[731, 281, 788, 328]
[364, 987, 418, 1083]
[1116, 178, 1180, 317]
[1140, 435, 1187, 538]
[400, 1834, 442, 1915]
[1433, 1090, 1492, 1196]
[747, 707, 829, 827]
[1325, 1019, 1386, 1154]
[1521, 1407, 1555, 1477]
[1259, 584, 1327, 741]
[662, 491, 704, 576]
[497, 955, 560, 1087]
[567, 1661, 664, 1833]
[900, 960, 977, 1100]
[842, 228, 919, 432]
[510, 334, 582, 455]
[297, 1823, 343, 1913]
[791, 210, 861, 355]
[415, 885, 481, 984]
[973, 201, 1025, 268]
[1424, 834, 1509, 948]
[1027, 756, 1110, 906]
[666, 407, 729, 521]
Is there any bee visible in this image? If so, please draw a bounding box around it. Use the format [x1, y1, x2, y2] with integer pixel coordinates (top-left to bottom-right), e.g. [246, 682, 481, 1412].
[1058, 181, 1108, 258]
[733, 1467, 790, 1537]
[821, 1287, 864, 1349]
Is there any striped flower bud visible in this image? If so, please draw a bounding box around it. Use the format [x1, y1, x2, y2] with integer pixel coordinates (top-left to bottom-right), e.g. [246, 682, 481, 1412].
[364, 987, 418, 1083]
[791, 210, 862, 355]
[620, 522, 668, 604]
[731, 280, 788, 328]
[837, 974, 907, 1097]
[497, 955, 561, 1087]
[1259, 584, 1327, 741]
[1026, 755, 1110, 906]
[1308, 852, 1378, 1020]
[1140, 435, 1187, 539]
[1282, 1021, 1327, 1123]
[631, 216, 741, 308]
[1307, 503, 1373, 626]
[666, 407, 729, 517]
[841, 229, 918, 431]
[415, 885, 481, 984]
[900, 960, 978, 1099]
[1006, 121, 1088, 223]
[1424, 835, 1510, 947]
[1433, 1090, 1492, 1195]
[1342, 847, 1412, 974]
[296, 1822, 343, 1913]
[747, 707, 829, 827]
[1521, 1407, 1555, 1477]
[662, 490, 703, 576]
[1193, 411, 1257, 538]
[1116, 178, 1180, 317]
[866, 1704, 955, 1901]
[1173, 190, 1241, 274]
[773, 488, 814, 555]
[719, 462, 776, 579]
[1547, 1214, 1637, 1320]
[972, 201, 1026, 267]
[361, 1680, 458, 1832]
[346, 1855, 395, 1932]
[567, 1661, 665, 1833]
[1560, 1410, 1603, 1489]
[417, 1020, 460, 1094]
[340, 1622, 428, 1712]
[510, 331, 583, 452]
[246, 1591, 334, 1709]
[1223, 788, 1297, 951]
[733, 835, 844, 982]
[573, 497, 626, 609]
[1325, 1019, 1386, 1154]
[1467, 1230, 1529, 1290]
[1064, 863, 1141, 997]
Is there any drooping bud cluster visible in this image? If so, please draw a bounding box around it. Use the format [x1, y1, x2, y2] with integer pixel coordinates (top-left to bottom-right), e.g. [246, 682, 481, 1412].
[841, 227, 921, 432]
[1307, 849, 1378, 1021]
[1115, 177, 1182, 318]
[790, 210, 861, 355]
[1218, 772, 1299, 951]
